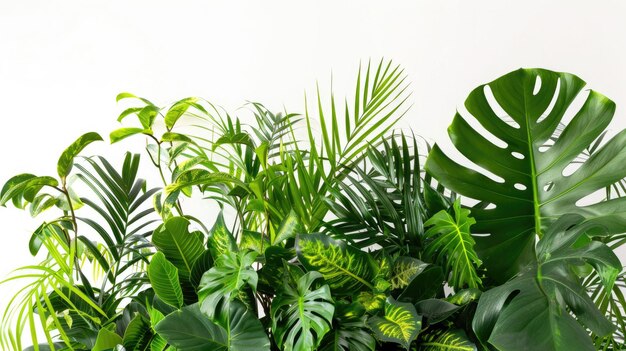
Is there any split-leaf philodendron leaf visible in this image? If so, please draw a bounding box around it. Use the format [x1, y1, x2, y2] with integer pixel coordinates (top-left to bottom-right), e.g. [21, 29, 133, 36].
[426, 68, 626, 281]
[472, 214, 620, 351]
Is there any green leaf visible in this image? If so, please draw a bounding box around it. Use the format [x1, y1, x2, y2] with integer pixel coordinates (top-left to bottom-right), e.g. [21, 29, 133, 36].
[122, 315, 153, 350]
[156, 301, 270, 351]
[213, 132, 255, 150]
[110, 127, 150, 144]
[148, 251, 184, 309]
[296, 233, 377, 292]
[57, 132, 103, 179]
[152, 216, 204, 282]
[197, 250, 258, 319]
[425, 68, 626, 281]
[318, 302, 375, 351]
[272, 209, 302, 245]
[424, 199, 482, 289]
[165, 97, 199, 129]
[418, 329, 476, 351]
[472, 215, 619, 351]
[92, 326, 123, 351]
[415, 299, 461, 324]
[207, 211, 238, 258]
[390, 257, 428, 290]
[0, 175, 58, 207]
[397, 265, 444, 303]
[271, 271, 334, 351]
[367, 297, 421, 350]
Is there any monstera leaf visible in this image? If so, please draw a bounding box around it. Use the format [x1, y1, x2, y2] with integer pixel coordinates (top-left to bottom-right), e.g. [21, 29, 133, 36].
[367, 297, 422, 350]
[472, 215, 620, 351]
[296, 233, 378, 292]
[424, 199, 481, 289]
[198, 250, 258, 318]
[152, 216, 204, 282]
[271, 271, 335, 351]
[426, 68, 626, 281]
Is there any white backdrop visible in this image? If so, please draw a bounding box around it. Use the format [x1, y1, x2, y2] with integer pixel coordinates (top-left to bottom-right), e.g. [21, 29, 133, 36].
[2, 0, 626, 311]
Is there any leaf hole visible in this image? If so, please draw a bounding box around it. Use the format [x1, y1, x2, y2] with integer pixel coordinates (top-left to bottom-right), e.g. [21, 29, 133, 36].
[458, 105, 509, 149]
[514, 183, 527, 191]
[511, 152, 524, 159]
[532, 76, 542, 96]
[536, 78, 560, 123]
[484, 85, 521, 129]
[562, 161, 582, 177]
[575, 188, 606, 207]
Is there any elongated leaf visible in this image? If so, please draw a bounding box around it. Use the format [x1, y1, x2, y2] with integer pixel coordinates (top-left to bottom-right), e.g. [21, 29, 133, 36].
[472, 215, 619, 351]
[148, 252, 183, 308]
[272, 209, 302, 245]
[271, 271, 334, 351]
[110, 127, 150, 144]
[390, 257, 428, 290]
[424, 199, 481, 289]
[367, 297, 421, 350]
[0, 176, 58, 207]
[57, 132, 102, 178]
[165, 97, 199, 129]
[418, 329, 476, 351]
[425, 68, 626, 281]
[296, 233, 377, 292]
[207, 211, 238, 258]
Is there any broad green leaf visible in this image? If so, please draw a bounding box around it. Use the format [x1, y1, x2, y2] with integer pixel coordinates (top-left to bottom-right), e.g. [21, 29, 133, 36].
[272, 209, 302, 245]
[207, 211, 238, 258]
[156, 301, 270, 351]
[425, 68, 626, 281]
[424, 199, 482, 289]
[271, 271, 334, 351]
[296, 233, 377, 292]
[110, 127, 150, 144]
[92, 326, 123, 351]
[164, 97, 199, 129]
[0, 175, 58, 207]
[318, 302, 375, 351]
[240, 230, 270, 254]
[472, 215, 619, 351]
[123, 315, 153, 350]
[189, 249, 214, 289]
[147, 252, 183, 308]
[137, 105, 160, 129]
[390, 257, 428, 290]
[57, 132, 103, 179]
[197, 250, 258, 319]
[213, 132, 255, 150]
[165, 169, 248, 204]
[418, 329, 476, 351]
[397, 265, 444, 304]
[152, 216, 204, 282]
[367, 297, 421, 350]
[415, 299, 461, 324]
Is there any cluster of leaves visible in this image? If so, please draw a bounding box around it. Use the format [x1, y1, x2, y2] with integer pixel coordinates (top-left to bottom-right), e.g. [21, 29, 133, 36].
[1, 63, 625, 351]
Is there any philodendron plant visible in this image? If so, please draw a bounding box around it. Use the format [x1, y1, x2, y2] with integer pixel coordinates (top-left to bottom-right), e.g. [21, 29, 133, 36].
[0, 62, 624, 351]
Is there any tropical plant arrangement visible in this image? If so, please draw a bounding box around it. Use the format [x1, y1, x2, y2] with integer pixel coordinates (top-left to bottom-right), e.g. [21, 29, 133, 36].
[1, 60, 625, 351]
